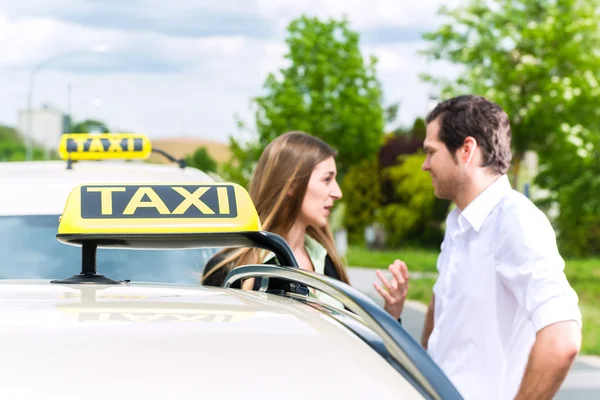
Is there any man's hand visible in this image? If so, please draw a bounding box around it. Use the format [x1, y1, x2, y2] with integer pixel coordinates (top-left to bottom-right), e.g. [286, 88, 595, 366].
[514, 320, 581, 400]
[373, 259, 409, 320]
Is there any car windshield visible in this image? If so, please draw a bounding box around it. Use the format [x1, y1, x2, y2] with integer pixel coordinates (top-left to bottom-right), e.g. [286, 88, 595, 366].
[0, 214, 219, 284]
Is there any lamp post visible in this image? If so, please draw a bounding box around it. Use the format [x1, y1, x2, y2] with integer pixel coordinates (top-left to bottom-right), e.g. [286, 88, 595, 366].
[25, 44, 109, 161]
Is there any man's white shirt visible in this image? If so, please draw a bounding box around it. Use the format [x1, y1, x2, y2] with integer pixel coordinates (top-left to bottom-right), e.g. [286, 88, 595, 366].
[427, 174, 582, 400]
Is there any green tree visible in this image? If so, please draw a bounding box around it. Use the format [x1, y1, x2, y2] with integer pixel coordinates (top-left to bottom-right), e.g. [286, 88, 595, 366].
[378, 153, 450, 248]
[341, 159, 381, 245]
[411, 118, 426, 141]
[534, 124, 600, 256]
[184, 147, 217, 173]
[220, 117, 264, 188]
[420, 0, 600, 189]
[70, 119, 110, 133]
[0, 124, 22, 143]
[226, 15, 388, 184]
[0, 141, 45, 161]
[0, 124, 46, 161]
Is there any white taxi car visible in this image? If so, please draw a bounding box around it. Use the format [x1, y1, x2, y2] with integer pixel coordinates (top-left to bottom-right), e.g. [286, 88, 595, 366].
[0, 134, 463, 399]
[0, 133, 219, 283]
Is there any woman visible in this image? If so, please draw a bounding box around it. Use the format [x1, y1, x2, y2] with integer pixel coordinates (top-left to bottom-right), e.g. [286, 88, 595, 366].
[202, 131, 408, 321]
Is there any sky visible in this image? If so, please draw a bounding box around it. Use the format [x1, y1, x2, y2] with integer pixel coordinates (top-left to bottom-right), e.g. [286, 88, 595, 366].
[0, 0, 463, 143]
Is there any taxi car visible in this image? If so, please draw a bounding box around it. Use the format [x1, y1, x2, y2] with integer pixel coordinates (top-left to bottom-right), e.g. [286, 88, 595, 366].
[0, 176, 463, 399]
[0, 132, 220, 284]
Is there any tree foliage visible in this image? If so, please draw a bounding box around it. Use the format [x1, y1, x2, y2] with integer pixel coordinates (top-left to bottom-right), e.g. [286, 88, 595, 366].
[378, 153, 450, 248]
[220, 129, 264, 189]
[535, 125, 600, 256]
[224, 15, 388, 184]
[184, 146, 217, 173]
[0, 124, 46, 161]
[0, 124, 22, 143]
[379, 119, 427, 205]
[394, 117, 426, 140]
[341, 158, 381, 245]
[421, 0, 600, 188]
[70, 119, 110, 134]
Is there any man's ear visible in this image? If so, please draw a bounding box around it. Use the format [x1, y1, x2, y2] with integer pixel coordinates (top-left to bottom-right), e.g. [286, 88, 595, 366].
[459, 136, 478, 165]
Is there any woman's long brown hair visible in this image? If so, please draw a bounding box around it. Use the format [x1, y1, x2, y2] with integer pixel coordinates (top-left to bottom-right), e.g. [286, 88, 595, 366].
[202, 131, 349, 285]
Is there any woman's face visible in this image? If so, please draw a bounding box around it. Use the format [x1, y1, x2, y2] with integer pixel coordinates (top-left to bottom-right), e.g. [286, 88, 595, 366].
[299, 156, 342, 228]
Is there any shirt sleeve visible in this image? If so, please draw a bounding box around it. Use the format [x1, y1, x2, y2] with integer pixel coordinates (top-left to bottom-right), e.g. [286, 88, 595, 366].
[494, 204, 582, 333]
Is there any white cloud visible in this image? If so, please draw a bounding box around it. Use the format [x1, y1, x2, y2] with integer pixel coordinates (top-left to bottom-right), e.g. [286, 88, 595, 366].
[0, 14, 124, 69]
[358, 40, 462, 131]
[370, 47, 411, 73]
[0, 1, 464, 144]
[3, 0, 275, 39]
[257, 0, 464, 31]
[0, 11, 293, 140]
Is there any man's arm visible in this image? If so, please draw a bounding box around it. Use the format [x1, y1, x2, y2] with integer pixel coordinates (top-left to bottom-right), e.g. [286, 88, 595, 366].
[421, 294, 435, 349]
[514, 320, 581, 400]
[495, 207, 582, 399]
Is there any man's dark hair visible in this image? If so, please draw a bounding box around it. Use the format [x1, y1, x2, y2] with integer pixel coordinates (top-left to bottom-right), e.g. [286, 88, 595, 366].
[425, 95, 512, 175]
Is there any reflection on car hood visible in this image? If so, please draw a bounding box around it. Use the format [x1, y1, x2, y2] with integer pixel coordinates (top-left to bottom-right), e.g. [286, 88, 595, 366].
[0, 281, 423, 399]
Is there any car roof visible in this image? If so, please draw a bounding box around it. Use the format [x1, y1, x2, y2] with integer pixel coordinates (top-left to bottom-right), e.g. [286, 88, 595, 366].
[0, 160, 216, 216]
[0, 280, 423, 399]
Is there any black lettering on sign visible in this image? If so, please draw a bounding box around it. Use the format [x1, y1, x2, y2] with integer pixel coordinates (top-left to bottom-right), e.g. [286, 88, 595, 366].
[80, 185, 237, 219]
[66, 138, 144, 153]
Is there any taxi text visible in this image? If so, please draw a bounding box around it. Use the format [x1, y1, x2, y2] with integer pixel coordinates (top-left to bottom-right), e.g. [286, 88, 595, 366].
[65, 137, 145, 153]
[81, 185, 237, 219]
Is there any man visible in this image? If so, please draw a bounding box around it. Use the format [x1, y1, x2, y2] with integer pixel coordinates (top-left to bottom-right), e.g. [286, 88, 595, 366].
[420, 95, 582, 400]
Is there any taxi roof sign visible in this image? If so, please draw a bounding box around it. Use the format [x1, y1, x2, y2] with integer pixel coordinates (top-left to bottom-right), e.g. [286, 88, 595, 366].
[58, 133, 152, 161]
[57, 183, 261, 240]
[52, 182, 298, 286]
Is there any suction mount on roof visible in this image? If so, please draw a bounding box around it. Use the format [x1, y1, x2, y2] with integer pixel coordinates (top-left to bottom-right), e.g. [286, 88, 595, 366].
[50, 242, 121, 284]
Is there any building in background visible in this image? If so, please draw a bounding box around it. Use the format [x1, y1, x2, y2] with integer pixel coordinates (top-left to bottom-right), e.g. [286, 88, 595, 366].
[18, 104, 68, 155]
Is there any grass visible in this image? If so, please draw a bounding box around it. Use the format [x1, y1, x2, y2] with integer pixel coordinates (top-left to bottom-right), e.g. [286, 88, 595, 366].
[565, 258, 600, 355]
[346, 245, 439, 272]
[347, 245, 600, 356]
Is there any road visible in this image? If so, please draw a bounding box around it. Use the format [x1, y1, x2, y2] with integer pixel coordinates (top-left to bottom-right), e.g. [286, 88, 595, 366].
[347, 267, 600, 400]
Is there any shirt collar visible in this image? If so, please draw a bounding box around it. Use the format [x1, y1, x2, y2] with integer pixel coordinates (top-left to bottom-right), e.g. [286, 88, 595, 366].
[460, 174, 512, 232]
[262, 235, 328, 272]
[304, 235, 328, 273]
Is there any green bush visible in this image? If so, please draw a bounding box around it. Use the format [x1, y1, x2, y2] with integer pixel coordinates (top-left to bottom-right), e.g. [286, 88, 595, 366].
[378, 153, 449, 248]
[341, 158, 381, 245]
[184, 147, 217, 173]
[552, 169, 600, 257]
[0, 141, 45, 161]
[219, 136, 263, 189]
[534, 133, 600, 258]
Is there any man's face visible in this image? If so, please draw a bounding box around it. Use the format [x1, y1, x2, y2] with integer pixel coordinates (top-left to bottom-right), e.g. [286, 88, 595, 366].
[421, 118, 463, 201]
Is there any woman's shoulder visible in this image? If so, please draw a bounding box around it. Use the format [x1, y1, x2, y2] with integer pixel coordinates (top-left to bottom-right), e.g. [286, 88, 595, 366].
[202, 249, 236, 287]
[323, 254, 341, 280]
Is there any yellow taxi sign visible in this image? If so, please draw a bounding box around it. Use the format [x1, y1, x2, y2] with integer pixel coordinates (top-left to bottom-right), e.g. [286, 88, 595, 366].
[57, 183, 261, 237]
[58, 133, 152, 160]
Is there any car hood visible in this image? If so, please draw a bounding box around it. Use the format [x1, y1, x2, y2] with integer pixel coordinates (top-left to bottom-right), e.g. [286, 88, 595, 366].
[0, 281, 423, 399]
